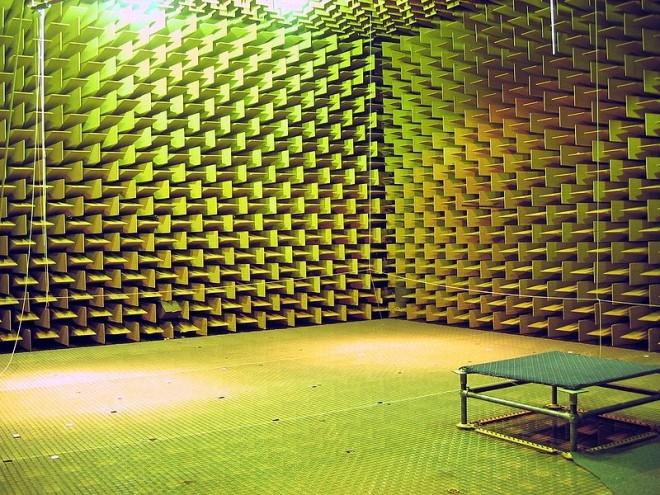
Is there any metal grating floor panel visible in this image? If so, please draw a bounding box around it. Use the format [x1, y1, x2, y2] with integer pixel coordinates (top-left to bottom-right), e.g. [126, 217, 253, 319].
[1, 320, 658, 494]
[461, 351, 660, 390]
[475, 411, 657, 453]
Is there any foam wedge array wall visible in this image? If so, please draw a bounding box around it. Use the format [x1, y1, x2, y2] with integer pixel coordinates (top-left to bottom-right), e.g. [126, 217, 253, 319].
[30, 0, 469, 37]
[0, 0, 389, 349]
[164, 0, 470, 36]
[64, 0, 469, 37]
[383, 0, 660, 351]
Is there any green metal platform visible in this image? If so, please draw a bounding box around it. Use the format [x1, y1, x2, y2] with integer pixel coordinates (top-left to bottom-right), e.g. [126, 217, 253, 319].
[457, 352, 660, 453]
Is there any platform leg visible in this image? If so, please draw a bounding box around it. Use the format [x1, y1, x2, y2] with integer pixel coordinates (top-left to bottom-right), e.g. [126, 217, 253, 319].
[551, 386, 558, 407]
[457, 371, 473, 429]
[568, 392, 579, 452]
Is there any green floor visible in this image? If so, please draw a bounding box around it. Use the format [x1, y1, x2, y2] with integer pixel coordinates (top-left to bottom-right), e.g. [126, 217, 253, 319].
[1, 320, 658, 494]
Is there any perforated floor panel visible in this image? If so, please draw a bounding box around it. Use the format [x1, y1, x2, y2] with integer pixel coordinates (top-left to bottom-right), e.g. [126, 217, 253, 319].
[461, 351, 660, 390]
[1, 321, 658, 494]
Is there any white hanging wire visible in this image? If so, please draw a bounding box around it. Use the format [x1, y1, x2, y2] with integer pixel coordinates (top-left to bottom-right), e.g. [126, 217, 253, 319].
[366, 10, 384, 317]
[0, 125, 39, 375]
[594, 0, 602, 356]
[0, 5, 47, 377]
[367, 10, 373, 286]
[382, 272, 660, 308]
[550, 0, 557, 54]
[0, 2, 27, 374]
[38, 6, 50, 305]
[0, 268, 654, 308]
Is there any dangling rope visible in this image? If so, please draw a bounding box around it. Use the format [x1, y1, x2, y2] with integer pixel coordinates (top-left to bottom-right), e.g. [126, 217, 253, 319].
[593, 0, 602, 357]
[1, 3, 34, 376]
[550, 0, 557, 54]
[37, 6, 50, 305]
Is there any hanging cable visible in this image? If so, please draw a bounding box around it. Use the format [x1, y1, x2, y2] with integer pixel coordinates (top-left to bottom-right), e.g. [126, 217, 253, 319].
[366, 11, 384, 316]
[0, 3, 48, 376]
[593, 0, 602, 356]
[0, 2, 28, 376]
[550, 0, 557, 54]
[37, 6, 50, 304]
[0, 121, 40, 376]
[367, 10, 373, 279]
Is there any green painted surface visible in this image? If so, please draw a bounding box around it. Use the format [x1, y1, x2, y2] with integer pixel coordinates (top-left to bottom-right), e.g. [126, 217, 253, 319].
[462, 351, 660, 390]
[574, 441, 660, 495]
[3, 321, 656, 494]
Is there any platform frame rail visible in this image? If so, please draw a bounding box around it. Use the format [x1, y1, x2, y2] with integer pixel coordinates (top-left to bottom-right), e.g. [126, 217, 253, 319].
[455, 353, 660, 455]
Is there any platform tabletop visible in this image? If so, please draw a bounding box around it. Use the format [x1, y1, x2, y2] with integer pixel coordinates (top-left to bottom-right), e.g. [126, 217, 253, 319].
[460, 351, 660, 390]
